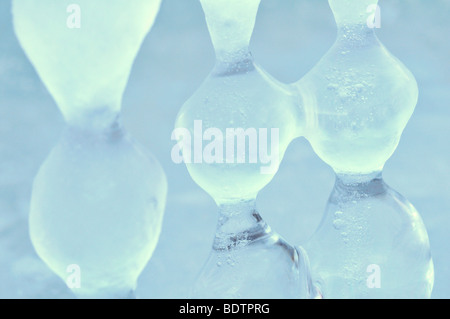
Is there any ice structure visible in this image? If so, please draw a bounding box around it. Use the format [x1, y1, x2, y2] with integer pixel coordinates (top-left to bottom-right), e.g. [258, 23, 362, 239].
[174, 0, 313, 299]
[296, 0, 434, 298]
[13, 0, 167, 298]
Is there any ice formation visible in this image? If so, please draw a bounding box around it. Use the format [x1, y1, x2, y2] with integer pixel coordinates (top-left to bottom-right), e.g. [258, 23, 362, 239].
[298, 0, 434, 298]
[13, 0, 167, 298]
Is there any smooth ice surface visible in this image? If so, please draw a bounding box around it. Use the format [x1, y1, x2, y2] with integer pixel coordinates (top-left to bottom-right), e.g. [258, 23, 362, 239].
[191, 202, 312, 299]
[177, 0, 306, 299]
[11, 0, 165, 298]
[176, 0, 301, 204]
[0, 0, 449, 299]
[176, 62, 300, 204]
[30, 126, 167, 298]
[12, 0, 161, 127]
[305, 175, 434, 298]
[191, 231, 310, 299]
[297, 0, 430, 298]
[297, 9, 418, 174]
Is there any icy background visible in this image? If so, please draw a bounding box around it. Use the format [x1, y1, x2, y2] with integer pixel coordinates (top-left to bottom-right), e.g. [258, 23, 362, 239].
[0, 0, 448, 298]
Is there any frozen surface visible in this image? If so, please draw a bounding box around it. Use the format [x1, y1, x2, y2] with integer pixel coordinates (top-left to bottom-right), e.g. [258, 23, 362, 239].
[12, 0, 161, 127]
[30, 127, 167, 298]
[0, 0, 449, 298]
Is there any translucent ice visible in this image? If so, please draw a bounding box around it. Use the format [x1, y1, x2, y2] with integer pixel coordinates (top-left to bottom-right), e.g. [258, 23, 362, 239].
[12, 0, 161, 127]
[176, 0, 301, 204]
[177, 0, 309, 299]
[304, 174, 434, 298]
[298, 0, 433, 299]
[30, 126, 167, 298]
[176, 64, 300, 203]
[13, 0, 167, 298]
[190, 201, 313, 299]
[297, 0, 418, 174]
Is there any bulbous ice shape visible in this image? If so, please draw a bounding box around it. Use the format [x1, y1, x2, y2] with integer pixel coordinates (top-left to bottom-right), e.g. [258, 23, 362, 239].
[178, 0, 310, 299]
[175, 59, 300, 204]
[175, 0, 301, 204]
[30, 125, 167, 298]
[191, 202, 313, 299]
[12, 0, 161, 127]
[296, 0, 418, 174]
[304, 174, 434, 299]
[192, 241, 311, 299]
[295, 0, 433, 299]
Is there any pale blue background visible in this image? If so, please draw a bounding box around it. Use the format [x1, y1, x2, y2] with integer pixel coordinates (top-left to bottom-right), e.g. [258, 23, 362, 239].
[0, 0, 448, 298]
